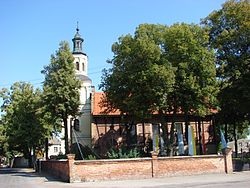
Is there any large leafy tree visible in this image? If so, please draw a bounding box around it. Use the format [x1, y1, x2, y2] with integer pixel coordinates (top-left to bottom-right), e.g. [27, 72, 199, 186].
[203, 0, 250, 155]
[0, 118, 8, 158]
[202, 0, 250, 118]
[164, 23, 218, 118]
[0, 82, 47, 166]
[100, 23, 218, 155]
[203, 0, 250, 82]
[162, 23, 218, 155]
[41, 41, 81, 154]
[100, 24, 175, 119]
[100, 24, 175, 150]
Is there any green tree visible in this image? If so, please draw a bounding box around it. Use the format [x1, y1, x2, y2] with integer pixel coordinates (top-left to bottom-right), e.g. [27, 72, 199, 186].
[100, 24, 175, 149]
[0, 118, 8, 158]
[0, 82, 47, 166]
[202, 0, 250, 118]
[41, 41, 81, 154]
[163, 23, 218, 155]
[100, 23, 218, 156]
[202, 0, 250, 82]
[37, 97, 62, 159]
[164, 23, 218, 118]
[100, 24, 175, 119]
[203, 0, 250, 156]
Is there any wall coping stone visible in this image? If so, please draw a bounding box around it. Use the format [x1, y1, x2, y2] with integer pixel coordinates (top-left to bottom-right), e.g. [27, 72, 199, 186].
[158, 155, 223, 160]
[74, 157, 152, 165]
[73, 155, 223, 165]
[42, 159, 68, 162]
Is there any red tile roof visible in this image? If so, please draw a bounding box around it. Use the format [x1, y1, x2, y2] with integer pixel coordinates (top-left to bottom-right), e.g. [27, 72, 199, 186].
[92, 92, 217, 116]
[92, 92, 120, 115]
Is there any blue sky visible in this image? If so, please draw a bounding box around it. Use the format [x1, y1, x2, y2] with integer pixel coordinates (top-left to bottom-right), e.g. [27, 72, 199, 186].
[0, 0, 227, 91]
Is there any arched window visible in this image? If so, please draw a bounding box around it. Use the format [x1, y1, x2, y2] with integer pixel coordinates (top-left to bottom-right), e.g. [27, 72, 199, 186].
[76, 62, 79, 70]
[82, 63, 85, 71]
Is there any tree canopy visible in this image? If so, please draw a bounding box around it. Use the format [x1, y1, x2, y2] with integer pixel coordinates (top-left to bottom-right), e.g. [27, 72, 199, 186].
[202, 0, 250, 83]
[100, 23, 218, 156]
[100, 24, 175, 120]
[0, 119, 8, 157]
[0, 82, 48, 165]
[41, 41, 81, 154]
[164, 23, 218, 117]
[202, 0, 250, 151]
[203, 0, 250, 122]
[100, 23, 218, 119]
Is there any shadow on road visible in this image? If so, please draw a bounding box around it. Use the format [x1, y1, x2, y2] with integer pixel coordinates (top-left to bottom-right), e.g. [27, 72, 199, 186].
[0, 167, 62, 182]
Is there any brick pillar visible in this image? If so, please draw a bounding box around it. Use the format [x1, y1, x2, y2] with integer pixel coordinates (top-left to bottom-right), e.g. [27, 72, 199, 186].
[223, 147, 233, 173]
[67, 154, 75, 183]
[151, 151, 159, 178]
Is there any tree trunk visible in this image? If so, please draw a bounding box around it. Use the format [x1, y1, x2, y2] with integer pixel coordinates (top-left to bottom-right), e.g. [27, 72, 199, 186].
[32, 148, 37, 170]
[159, 112, 168, 152]
[225, 123, 228, 143]
[233, 122, 238, 158]
[169, 120, 175, 156]
[184, 113, 189, 144]
[45, 137, 49, 160]
[198, 117, 203, 155]
[63, 118, 69, 154]
[28, 148, 33, 168]
[168, 109, 177, 156]
[142, 121, 145, 146]
[126, 122, 136, 147]
[201, 120, 206, 155]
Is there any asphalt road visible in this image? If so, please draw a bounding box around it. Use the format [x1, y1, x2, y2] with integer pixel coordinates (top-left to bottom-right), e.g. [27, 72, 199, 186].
[0, 168, 250, 188]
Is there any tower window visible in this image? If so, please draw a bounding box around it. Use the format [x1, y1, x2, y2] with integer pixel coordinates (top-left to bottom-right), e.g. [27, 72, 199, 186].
[76, 62, 79, 70]
[82, 63, 85, 71]
[77, 41, 81, 50]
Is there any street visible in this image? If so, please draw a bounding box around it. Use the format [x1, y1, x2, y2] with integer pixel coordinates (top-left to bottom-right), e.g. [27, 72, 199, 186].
[0, 168, 250, 188]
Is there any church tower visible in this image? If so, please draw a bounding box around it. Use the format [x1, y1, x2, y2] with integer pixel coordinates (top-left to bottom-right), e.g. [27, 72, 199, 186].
[71, 24, 92, 147]
[72, 24, 88, 76]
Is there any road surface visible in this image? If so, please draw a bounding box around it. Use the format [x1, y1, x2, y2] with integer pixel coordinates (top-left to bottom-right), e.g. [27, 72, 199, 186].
[0, 168, 250, 188]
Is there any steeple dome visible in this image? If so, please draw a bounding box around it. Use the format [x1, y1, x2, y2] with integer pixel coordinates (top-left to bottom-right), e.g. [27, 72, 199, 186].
[72, 22, 85, 55]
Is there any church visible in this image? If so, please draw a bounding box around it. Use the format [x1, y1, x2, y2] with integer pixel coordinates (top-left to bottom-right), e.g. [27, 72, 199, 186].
[53, 26, 218, 159]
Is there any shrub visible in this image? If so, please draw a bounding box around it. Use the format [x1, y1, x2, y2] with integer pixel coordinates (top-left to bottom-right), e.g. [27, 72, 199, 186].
[107, 146, 141, 159]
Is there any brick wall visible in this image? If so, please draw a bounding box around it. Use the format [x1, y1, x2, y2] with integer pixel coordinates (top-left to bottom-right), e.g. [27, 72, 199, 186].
[153, 155, 225, 178]
[73, 158, 152, 182]
[40, 150, 232, 183]
[40, 159, 69, 182]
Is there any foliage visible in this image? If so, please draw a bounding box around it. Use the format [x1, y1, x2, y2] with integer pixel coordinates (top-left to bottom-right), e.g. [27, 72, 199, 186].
[164, 23, 218, 117]
[233, 157, 250, 163]
[0, 82, 49, 164]
[41, 41, 81, 154]
[101, 23, 218, 117]
[0, 119, 8, 156]
[70, 143, 99, 160]
[202, 0, 250, 82]
[86, 155, 96, 160]
[203, 1, 250, 154]
[224, 121, 250, 141]
[203, 0, 250, 122]
[217, 141, 223, 153]
[107, 146, 141, 159]
[100, 24, 176, 119]
[101, 23, 218, 156]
